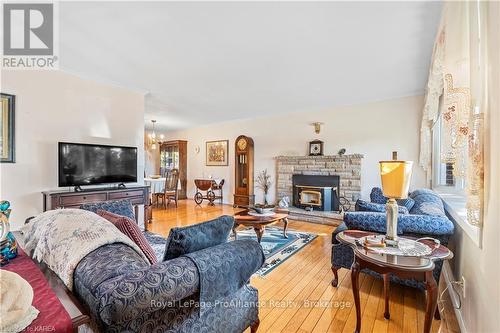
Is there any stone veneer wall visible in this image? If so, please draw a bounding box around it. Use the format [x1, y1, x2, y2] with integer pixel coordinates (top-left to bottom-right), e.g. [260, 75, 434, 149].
[275, 154, 364, 211]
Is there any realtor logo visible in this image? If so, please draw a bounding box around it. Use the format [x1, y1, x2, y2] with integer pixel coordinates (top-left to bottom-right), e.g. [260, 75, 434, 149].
[3, 3, 53, 55]
[2, 3, 58, 69]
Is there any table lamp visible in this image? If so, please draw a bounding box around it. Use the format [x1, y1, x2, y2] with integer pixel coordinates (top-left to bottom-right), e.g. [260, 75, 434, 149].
[379, 160, 413, 242]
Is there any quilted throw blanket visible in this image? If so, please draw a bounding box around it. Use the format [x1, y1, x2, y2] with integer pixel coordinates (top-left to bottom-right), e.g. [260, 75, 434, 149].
[20, 209, 149, 290]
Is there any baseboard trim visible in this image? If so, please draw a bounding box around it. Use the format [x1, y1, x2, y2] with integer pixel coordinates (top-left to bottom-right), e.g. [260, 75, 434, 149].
[442, 261, 467, 333]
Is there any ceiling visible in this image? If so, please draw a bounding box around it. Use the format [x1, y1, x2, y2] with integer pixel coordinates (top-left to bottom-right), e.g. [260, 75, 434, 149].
[59, 1, 442, 131]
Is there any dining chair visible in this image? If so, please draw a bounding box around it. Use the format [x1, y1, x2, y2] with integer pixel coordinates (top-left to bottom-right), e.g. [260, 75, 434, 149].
[155, 169, 179, 208]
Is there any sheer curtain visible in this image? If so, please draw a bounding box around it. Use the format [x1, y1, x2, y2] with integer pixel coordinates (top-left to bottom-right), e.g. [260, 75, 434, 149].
[420, 1, 487, 226]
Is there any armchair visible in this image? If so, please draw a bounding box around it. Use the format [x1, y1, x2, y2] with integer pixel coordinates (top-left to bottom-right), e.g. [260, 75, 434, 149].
[72, 215, 264, 333]
[331, 188, 454, 290]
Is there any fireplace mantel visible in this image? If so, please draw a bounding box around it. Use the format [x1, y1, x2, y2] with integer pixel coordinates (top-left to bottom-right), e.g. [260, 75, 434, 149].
[275, 154, 364, 160]
[275, 154, 363, 211]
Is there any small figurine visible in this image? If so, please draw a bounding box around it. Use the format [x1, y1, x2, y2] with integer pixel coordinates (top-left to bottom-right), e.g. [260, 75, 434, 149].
[0, 200, 17, 266]
[0, 200, 12, 240]
[338, 148, 346, 156]
[278, 196, 290, 208]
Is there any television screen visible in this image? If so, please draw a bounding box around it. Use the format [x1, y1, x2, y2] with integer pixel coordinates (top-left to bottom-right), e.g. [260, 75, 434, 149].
[58, 142, 137, 187]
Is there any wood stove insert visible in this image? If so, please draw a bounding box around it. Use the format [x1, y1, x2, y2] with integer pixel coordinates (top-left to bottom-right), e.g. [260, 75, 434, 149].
[292, 175, 340, 211]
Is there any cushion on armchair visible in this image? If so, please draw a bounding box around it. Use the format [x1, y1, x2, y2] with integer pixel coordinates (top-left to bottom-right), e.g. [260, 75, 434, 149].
[355, 199, 409, 214]
[184, 239, 264, 315]
[97, 210, 158, 264]
[370, 187, 415, 211]
[163, 215, 234, 261]
[343, 211, 454, 236]
[397, 214, 454, 235]
[370, 187, 388, 204]
[343, 211, 404, 234]
[409, 189, 446, 216]
[80, 199, 136, 221]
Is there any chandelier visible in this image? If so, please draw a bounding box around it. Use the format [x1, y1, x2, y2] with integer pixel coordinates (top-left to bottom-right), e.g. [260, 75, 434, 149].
[148, 120, 165, 150]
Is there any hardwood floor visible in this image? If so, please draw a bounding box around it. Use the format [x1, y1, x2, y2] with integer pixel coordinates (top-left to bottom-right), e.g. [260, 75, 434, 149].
[149, 200, 459, 333]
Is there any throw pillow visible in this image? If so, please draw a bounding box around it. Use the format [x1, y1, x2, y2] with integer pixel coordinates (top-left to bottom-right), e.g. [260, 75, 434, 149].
[80, 199, 135, 221]
[96, 209, 157, 264]
[370, 187, 387, 204]
[163, 215, 234, 261]
[355, 199, 409, 214]
[409, 189, 446, 216]
[369, 187, 415, 211]
[397, 197, 416, 211]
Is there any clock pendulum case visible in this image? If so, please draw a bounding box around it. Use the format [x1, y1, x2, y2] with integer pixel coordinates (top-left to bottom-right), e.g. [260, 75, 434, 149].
[233, 135, 255, 207]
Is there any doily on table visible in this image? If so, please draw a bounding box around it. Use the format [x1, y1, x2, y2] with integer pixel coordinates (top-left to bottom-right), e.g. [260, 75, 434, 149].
[248, 211, 276, 217]
[359, 236, 434, 257]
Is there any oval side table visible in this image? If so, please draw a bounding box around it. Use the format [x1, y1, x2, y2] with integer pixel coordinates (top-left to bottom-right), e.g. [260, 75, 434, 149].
[336, 230, 453, 333]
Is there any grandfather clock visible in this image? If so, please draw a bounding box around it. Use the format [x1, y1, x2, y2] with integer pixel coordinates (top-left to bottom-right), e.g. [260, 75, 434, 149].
[234, 135, 255, 207]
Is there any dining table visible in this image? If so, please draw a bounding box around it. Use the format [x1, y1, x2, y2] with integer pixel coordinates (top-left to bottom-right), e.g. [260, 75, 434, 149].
[144, 177, 166, 205]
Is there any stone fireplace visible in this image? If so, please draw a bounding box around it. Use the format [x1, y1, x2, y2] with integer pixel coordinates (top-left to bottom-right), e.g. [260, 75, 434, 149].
[276, 154, 363, 212]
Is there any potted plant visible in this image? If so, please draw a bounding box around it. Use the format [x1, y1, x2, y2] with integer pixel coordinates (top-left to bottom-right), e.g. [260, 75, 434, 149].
[256, 169, 273, 207]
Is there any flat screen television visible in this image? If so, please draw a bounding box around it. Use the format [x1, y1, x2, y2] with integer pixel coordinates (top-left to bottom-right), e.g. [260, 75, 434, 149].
[58, 142, 137, 187]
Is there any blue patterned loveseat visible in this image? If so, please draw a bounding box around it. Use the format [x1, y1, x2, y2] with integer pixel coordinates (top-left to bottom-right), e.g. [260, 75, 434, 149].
[331, 188, 454, 289]
[71, 207, 264, 333]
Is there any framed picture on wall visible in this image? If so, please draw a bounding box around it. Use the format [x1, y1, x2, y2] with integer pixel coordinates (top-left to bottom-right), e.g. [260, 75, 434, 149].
[206, 140, 229, 166]
[0, 94, 15, 163]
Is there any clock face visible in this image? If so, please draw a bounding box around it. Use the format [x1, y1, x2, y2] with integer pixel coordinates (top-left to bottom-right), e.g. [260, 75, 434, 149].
[310, 142, 323, 155]
[310, 144, 321, 154]
[237, 138, 247, 151]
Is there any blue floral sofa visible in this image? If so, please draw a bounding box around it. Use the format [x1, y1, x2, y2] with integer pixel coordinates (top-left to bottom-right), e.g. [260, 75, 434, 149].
[73, 200, 264, 333]
[331, 188, 454, 289]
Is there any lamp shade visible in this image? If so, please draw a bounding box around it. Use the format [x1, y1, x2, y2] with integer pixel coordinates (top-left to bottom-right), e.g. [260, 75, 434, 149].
[379, 161, 413, 199]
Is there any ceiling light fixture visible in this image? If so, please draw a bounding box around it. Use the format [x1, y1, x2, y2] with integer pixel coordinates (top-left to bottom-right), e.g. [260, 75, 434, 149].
[148, 120, 165, 150]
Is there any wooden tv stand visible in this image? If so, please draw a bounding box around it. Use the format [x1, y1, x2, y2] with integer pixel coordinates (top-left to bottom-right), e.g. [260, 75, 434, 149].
[42, 185, 150, 231]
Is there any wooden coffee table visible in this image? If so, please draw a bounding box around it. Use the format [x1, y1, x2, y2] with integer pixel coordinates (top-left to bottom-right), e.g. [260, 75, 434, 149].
[336, 230, 453, 333]
[233, 210, 288, 243]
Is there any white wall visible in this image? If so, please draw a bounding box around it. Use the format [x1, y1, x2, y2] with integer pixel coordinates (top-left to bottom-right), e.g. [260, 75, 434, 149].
[0, 70, 145, 230]
[448, 4, 500, 332]
[159, 95, 426, 204]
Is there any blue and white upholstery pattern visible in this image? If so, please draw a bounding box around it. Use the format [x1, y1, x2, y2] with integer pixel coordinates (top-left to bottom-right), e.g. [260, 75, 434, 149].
[73, 216, 261, 332]
[370, 187, 416, 211]
[184, 239, 265, 315]
[370, 187, 388, 204]
[104, 285, 258, 333]
[80, 199, 136, 221]
[343, 211, 454, 235]
[409, 189, 446, 216]
[163, 215, 234, 261]
[355, 199, 409, 215]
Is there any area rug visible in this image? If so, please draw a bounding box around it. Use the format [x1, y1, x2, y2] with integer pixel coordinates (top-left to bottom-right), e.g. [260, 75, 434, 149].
[144, 231, 169, 261]
[143, 227, 317, 276]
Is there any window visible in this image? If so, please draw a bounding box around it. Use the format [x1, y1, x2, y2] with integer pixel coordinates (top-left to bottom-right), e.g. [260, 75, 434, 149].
[423, 1, 487, 247]
[431, 113, 467, 193]
[432, 108, 482, 247]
